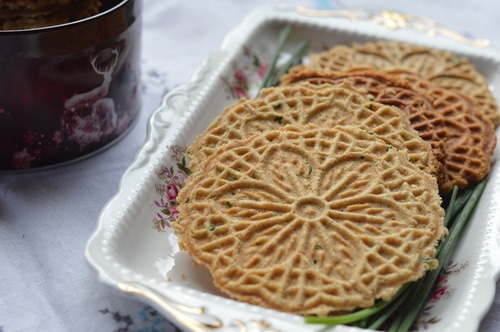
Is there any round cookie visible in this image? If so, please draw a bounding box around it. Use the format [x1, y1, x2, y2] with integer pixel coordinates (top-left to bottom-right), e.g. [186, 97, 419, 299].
[174, 125, 446, 316]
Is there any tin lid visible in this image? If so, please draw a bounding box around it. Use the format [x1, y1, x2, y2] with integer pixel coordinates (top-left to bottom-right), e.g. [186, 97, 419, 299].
[0, 0, 141, 58]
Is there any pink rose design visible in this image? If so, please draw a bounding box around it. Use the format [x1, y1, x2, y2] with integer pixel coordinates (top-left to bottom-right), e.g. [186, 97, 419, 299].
[431, 286, 447, 301]
[234, 69, 246, 82]
[170, 206, 179, 220]
[165, 182, 178, 202]
[436, 273, 447, 285]
[233, 85, 247, 98]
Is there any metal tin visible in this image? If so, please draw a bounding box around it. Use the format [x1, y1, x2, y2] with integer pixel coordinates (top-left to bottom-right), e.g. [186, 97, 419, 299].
[0, 0, 142, 171]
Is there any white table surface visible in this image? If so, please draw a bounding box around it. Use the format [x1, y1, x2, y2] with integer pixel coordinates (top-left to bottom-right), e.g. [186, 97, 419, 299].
[1, 0, 499, 331]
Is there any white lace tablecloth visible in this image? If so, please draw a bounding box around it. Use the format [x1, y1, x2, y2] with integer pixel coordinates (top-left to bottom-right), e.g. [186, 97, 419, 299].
[1, 0, 500, 331]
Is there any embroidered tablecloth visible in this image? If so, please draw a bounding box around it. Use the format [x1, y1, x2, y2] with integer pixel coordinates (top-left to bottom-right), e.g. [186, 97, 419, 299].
[1, 0, 500, 331]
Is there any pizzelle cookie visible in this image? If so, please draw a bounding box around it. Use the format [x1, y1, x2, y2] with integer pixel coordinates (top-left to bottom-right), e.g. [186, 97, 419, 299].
[307, 40, 500, 127]
[174, 125, 446, 316]
[280, 67, 496, 194]
[187, 82, 439, 177]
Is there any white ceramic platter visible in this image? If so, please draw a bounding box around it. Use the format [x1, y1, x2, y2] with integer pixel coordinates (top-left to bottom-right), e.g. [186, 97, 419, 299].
[85, 5, 500, 332]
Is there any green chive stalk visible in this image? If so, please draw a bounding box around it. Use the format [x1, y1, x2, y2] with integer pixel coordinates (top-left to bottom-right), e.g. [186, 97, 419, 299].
[258, 25, 292, 92]
[304, 299, 391, 326]
[257, 25, 309, 96]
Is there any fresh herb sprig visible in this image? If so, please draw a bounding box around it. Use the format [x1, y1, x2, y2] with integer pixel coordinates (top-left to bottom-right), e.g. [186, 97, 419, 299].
[257, 25, 309, 95]
[268, 39, 309, 87]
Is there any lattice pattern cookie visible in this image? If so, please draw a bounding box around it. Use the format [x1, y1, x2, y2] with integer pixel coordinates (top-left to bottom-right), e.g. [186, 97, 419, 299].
[174, 126, 446, 316]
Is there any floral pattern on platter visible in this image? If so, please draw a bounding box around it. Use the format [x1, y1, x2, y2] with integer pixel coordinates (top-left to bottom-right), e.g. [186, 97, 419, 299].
[414, 260, 469, 330]
[221, 46, 269, 100]
[153, 146, 190, 232]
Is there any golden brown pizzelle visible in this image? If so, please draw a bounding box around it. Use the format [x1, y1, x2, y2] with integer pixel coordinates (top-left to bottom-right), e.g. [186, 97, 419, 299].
[279, 67, 497, 194]
[174, 125, 446, 316]
[187, 82, 439, 177]
[307, 40, 500, 127]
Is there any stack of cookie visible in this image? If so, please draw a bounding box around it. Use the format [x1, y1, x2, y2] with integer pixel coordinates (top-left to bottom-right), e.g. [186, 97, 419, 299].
[172, 41, 497, 317]
[280, 66, 496, 195]
[0, 0, 102, 30]
[280, 41, 498, 195]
